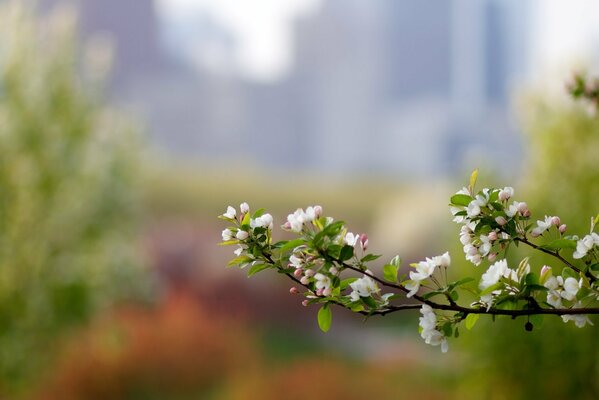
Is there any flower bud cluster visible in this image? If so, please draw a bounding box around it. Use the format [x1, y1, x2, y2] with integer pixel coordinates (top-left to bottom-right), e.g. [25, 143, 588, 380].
[283, 206, 322, 233]
[450, 186, 532, 266]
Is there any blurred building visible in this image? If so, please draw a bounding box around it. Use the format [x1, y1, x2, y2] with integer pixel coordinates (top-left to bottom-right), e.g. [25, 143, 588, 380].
[36, 0, 532, 178]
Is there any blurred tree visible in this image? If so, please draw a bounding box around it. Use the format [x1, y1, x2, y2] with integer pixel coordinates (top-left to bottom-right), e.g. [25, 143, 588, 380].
[454, 95, 599, 400]
[0, 1, 148, 393]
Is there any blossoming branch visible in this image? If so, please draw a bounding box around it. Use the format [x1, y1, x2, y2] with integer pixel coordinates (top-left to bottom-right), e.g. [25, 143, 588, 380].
[219, 171, 599, 353]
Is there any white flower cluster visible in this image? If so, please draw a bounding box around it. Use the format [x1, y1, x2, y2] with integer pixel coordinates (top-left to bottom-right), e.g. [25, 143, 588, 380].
[283, 206, 322, 233]
[344, 232, 369, 251]
[531, 215, 562, 237]
[478, 259, 525, 309]
[573, 232, 599, 259]
[419, 305, 448, 353]
[451, 187, 518, 266]
[349, 273, 380, 301]
[541, 267, 593, 328]
[405, 252, 450, 297]
[220, 202, 274, 257]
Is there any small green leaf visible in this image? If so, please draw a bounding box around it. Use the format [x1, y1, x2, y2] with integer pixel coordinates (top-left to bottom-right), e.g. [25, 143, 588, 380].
[465, 313, 480, 330]
[390, 255, 401, 267]
[339, 245, 355, 262]
[540, 239, 577, 251]
[361, 254, 382, 262]
[469, 169, 479, 192]
[278, 239, 306, 253]
[218, 240, 238, 246]
[340, 277, 358, 290]
[227, 255, 253, 267]
[450, 194, 472, 206]
[247, 263, 270, 277]
[450, 291, 459, 301]
[361, 296, 378, 309]
[562, 267, 577, 279]
[480, 282, 503, 296]
[318, 304, 332, 333]
[383, 264, 398, 283]
[251, 208, 266, 219]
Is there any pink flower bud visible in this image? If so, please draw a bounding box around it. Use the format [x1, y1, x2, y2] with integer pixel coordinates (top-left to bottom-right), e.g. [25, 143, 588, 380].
[283, 222, 291, 230]
[304, 269, 314, 277]
[517, 202, 528, 214]
[323, 288, 332, 296]
[530, 230, 540, 238]
[314, 205, 323, 218]
[559, 224, 567, 233]
[300, 276, 310, 285]
[540, 265, 552, 284]
[289, 287, 299, 294]
[495, 216, 507, 226]
[551, 216, 561, 226]
[329, 267, 338, 275]
[316, 288, 324, 296]
[488, 231, 498, 241]
[359, 234, 369, 250]
[293, 269, 303, 278]
[302, 300, 309, 307]
[522, 209, 531, 218]
[487, 252, 497, 262]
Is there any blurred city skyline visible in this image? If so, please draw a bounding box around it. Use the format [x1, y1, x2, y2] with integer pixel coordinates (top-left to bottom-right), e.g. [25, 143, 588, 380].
[39, 0, 599, 178]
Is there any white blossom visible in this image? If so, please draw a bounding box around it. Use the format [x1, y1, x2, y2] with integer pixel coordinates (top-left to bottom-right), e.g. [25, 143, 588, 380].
[562, 303, 594, 328]
[405, 280, 420, 298]
[289, 254, 303, 269]
[223, 206, 236, 219]
[222, 228, 234, 241]
[314, 273, 331, 291]
[234, 246, 243, 257]
[466, 201, 481, 218]
[560, 277, 580, 301]
[236, 230, 249, 240]
[498, 187, 514, 201]
[344, 232, 359, 247]
[240, 202, 250, 214]
[419, 305, 448, 353]
[573, 233, 599, 259]
[252, 213, 274, 230]
[432, 252, 451, 268]
[349, 274, 380, 301]
[531, 215, 554, 237]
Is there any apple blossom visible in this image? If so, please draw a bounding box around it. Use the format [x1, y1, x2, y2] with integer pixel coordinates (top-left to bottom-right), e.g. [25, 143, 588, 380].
[240, 202, 250, 214]
[223, 206, 236, 219]
[222, 228, 234, 241]
[498, 187, 514, 201]
[236, 230, 249, 240]
[349, 273, 380, 301]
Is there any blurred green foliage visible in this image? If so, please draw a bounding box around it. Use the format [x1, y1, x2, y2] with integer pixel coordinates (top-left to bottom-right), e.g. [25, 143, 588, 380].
[453, 98, 599, 400]
[0, 2, 148, 392]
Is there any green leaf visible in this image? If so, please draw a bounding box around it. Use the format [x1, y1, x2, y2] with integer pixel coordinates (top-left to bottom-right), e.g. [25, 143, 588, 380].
[361, 296, 378, 309]
[441, 322, 453, 337]
[480, 282, 503, 296]
[469, 169, 479, 192]
[562, 267, 577, 279]
[361, 254, 382, 262]
[313, 221, 345, 247]
[278, 239, 305, 253]
[390, 255, 401, 267]
[339, 245, 355, 262]
[577, 286, 591, 300]
[227, 255, 253, 267]
[524, 272, 540, 286]
[383, 264, 398, 283]
[540, 239, 577, 251]
[242, 211, 251, 226]
[450, 291, 459, 301]
[218, 240, 239, 246]
[450, 194, 472, 207]
[251, 208, 266, 219]
[318, 304, 332, 333]
[350, 304, 365, 312]
[247, 263, 270, 277]
[465, 313, 480, 330]
[340, 277, 358, 290]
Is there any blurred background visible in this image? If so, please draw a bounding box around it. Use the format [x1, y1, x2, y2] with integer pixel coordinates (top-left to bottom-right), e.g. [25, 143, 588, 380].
[0, 0, 598, 398]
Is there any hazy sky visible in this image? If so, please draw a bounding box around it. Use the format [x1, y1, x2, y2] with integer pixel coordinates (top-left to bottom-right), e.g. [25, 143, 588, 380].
[155, 0, 321, 81]
[156, 0, 599, 83]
